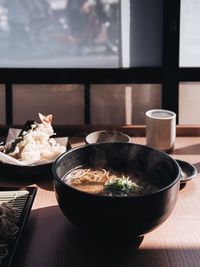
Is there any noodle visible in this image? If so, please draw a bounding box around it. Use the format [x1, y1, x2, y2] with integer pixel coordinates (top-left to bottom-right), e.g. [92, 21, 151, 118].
[66, 168, 109, 185]
[0, 243, 8, 260]
[63, 167, 159, 196]
[0, 203, 19, 240]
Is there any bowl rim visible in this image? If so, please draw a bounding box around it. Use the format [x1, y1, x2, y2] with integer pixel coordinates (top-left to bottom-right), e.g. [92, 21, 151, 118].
[146, 109, 176, 120]
[52, 142, 181, 199]
[85, 130, 132, 144]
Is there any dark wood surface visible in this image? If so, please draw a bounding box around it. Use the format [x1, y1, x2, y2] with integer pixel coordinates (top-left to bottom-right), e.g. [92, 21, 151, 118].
[1, 137, 200, 267]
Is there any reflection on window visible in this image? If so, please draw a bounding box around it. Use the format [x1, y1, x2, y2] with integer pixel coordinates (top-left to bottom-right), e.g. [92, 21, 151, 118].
[179, 83, 200, 124]
[180, 0, 200, 66]
[90, 84, 162, 125]
[13, 84, 85, 124]
[0, 0, 164, 68]
[0, 0, 119, 68]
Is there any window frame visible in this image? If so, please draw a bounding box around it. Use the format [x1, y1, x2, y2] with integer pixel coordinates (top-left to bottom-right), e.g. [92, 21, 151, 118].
[1, 0, 193, 129]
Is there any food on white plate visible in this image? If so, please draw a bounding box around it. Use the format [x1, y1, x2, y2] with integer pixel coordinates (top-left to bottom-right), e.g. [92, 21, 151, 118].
[0, 113, 66, 164]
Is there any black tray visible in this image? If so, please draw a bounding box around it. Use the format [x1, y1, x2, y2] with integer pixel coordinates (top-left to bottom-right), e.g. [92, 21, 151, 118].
[0, 187, 37, 267]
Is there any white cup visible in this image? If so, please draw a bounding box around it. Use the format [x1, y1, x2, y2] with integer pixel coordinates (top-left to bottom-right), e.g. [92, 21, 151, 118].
[145, 109, 176, 152]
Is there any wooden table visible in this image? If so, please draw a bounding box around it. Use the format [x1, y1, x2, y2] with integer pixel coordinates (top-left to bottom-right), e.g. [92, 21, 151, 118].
[1, 137, 200, 267]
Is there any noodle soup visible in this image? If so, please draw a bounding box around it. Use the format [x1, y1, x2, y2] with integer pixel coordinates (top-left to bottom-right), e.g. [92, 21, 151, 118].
[63, 166, 159, 197]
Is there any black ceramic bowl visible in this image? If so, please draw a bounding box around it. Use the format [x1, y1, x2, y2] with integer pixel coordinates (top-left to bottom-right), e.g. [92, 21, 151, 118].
[53, 142, 180, 238]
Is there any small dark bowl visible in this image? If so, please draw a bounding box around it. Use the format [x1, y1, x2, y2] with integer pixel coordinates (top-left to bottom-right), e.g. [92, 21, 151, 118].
[175, 159, 197, 184]
[53, 142, 180, 239]
[86, 130, 132, 144]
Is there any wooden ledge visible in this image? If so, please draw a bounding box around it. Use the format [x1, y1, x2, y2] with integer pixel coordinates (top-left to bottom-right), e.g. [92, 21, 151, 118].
[1, 125, 200, 137]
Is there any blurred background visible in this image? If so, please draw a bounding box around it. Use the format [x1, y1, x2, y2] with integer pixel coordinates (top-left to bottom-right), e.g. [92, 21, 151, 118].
[0, 0, 199, 127]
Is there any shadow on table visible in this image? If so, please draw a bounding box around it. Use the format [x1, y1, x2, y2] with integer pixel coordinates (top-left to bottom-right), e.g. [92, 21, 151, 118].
[0, 174, 54, 191]
[171, 143, 200, 155]
[14, 205, 199, 267]
[14, 205, 143, 267]
[193, 162, 200, 173]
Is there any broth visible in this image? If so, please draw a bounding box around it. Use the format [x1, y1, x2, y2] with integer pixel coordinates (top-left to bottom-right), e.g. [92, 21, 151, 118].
[62, 166, 159, 197]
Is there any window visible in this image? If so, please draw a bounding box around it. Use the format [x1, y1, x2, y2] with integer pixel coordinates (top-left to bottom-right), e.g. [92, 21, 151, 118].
[0, 0, 199, 129]
[0, 0, 163, 68]
[0, 0, 120, 68]
[179, 0, 200, 124]
[180, 0, 200, 66]
[12, 84, 84, 124]
[90, 84, 161, 125]
[179, 83, 200, 124]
